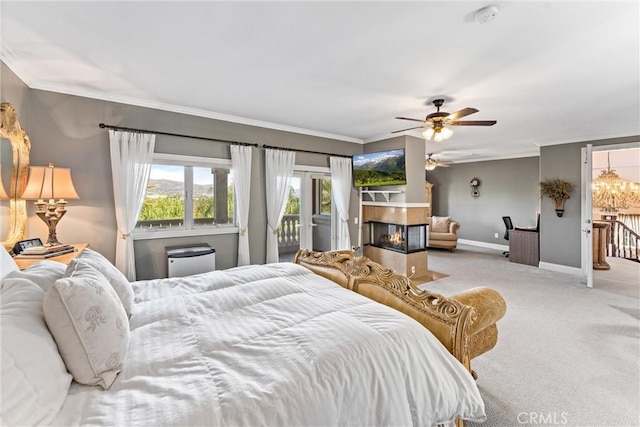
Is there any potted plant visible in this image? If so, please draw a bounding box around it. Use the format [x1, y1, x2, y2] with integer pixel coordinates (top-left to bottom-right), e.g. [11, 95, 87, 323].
[540, 178, 575, 217]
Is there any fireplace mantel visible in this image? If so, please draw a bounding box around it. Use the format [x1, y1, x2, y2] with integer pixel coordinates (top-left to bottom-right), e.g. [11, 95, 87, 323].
[361, 201, 430, 208]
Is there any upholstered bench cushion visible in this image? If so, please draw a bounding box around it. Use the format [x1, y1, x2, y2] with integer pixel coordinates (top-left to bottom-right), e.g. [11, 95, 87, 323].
[431, 232, 458, 242]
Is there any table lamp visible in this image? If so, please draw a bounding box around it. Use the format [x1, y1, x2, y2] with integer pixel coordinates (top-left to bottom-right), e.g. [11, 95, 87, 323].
[21, 163, 79, 246]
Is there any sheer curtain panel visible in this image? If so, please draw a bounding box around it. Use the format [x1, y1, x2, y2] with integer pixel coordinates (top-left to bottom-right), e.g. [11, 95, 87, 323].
[265, 149, 295, 263]
[330, 157, 352, 250]
[109, 130, 155, 280]
[230, 145, 252, 266]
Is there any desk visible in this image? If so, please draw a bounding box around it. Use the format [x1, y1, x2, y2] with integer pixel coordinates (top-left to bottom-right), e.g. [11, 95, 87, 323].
[509, 230, 539, 267]
[14, 243, 89, 270]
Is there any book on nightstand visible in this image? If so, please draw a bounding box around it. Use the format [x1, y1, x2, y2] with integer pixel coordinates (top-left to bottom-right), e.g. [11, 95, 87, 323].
[15, 246, 76, 259]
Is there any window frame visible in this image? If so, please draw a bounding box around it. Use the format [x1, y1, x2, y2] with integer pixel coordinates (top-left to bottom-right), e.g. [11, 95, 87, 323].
[133, 153, 238, 241]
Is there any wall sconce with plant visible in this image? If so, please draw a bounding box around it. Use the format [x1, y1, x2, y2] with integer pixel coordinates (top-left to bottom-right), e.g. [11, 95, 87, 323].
[540, 178, 575, 217]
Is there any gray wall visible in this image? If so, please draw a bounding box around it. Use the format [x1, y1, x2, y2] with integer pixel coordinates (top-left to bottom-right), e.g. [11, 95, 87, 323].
[3, 62, 363, 279]
[427, 156, 540, 244]
[6, 59, 638, 272]
[539, 136, 639, 268]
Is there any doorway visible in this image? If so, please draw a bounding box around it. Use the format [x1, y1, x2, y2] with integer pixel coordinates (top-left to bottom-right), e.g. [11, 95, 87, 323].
[278, 168, 333, 262]
[581, 142, 640, 287]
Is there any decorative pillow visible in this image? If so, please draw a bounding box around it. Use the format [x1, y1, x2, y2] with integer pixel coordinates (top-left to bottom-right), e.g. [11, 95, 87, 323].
[73, 248, 134, 317]
[431, 216, 452, 233]
[1, 245, 19, 279]
[1, 277, 72, 425]
[4, 260, 67, 291]
[44, 260, 130, 389]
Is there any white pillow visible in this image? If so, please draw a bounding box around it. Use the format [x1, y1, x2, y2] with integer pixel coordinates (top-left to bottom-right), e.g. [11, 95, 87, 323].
[44, 260, 130, 390]
[1, 245, 19, 279]
[4, 261, 67, 291]
[1, 277, 73, 426]
[73, 248, 134, 316]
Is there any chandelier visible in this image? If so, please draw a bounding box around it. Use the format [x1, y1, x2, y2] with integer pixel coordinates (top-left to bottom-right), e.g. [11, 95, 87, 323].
[592, 153, 640, 213]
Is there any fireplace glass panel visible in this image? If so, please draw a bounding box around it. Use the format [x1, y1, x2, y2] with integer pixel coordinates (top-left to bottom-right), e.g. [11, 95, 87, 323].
[368, 221, 428, 254]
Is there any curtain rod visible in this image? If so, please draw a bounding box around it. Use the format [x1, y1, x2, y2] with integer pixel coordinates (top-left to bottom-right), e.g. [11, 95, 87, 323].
[98, 124, 352, 158]
[98, 123, 259, 147]
[262, 144, 352, 159]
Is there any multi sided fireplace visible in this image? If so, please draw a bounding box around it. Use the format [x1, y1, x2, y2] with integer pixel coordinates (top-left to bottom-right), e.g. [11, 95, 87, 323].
[367, 221, 429, 254]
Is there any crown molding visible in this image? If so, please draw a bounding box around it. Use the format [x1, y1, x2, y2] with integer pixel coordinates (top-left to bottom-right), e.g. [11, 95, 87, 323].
[1, 54, 364, 144]
[31, 81, 366, 144]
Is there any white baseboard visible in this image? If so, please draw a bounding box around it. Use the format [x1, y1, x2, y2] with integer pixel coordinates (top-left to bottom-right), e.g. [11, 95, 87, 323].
[459, 239, 584, 276]
[538, 262, 582, 276]
[458, 239, 509, 252]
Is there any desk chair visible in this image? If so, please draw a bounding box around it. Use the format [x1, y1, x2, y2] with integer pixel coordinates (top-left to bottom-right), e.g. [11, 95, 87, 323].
[502, 216, 513, 257]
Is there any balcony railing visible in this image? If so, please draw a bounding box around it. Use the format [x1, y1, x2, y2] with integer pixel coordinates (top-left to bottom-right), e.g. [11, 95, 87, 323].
[278, 215, 300, 254]
[135, 215, 301, 254]
[604, 220, 639, 263]
[136, 218, 233, 229]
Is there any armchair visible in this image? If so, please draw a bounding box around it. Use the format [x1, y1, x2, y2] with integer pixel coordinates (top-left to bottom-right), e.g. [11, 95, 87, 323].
[426, 216, 460, 252]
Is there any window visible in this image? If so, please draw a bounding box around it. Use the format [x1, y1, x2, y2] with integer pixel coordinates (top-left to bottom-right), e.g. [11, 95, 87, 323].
[134, 154, 236, 239]
[313, 178, 332, 215]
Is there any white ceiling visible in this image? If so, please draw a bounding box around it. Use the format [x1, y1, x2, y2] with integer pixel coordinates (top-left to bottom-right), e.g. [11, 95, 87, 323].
[1, 1, 639, 163]
[593, 148, 640, 183]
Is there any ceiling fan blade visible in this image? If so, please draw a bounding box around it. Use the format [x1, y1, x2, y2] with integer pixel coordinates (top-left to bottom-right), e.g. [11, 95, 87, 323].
[437, 163, 450, 167]
[391, 125, 424, 133]
[449, 120, 497, 126]
[395, 116, 427, 123]
[445, 107, 478, 122]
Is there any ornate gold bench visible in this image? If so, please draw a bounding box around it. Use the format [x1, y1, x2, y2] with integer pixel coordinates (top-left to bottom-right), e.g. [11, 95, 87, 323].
[294, 249, 507, 377]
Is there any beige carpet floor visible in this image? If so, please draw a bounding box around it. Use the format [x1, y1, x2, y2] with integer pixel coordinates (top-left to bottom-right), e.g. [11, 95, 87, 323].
[420, 245, 639, 427]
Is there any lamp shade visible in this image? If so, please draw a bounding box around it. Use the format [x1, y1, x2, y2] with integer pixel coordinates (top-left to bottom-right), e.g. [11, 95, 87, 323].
[422, 128, 435, 140]
[0, 166, 8, 200]
[21, 163, 79, 200]
[0, 183, 7, 200]
[440, 126, 453, 139]
[422, 125, 453, 141]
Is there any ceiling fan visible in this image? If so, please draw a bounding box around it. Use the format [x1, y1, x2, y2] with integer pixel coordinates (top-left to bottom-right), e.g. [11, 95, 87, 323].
[425, 153, 450, 171]
[393, 99, 496, 141]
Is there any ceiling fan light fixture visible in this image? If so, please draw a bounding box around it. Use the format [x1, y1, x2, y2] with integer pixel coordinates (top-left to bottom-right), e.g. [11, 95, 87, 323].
[422, 128, 435, 140]
[425, 161, 437, 171]
[441, 126, 453, 139]
[433, 132, 445, 142]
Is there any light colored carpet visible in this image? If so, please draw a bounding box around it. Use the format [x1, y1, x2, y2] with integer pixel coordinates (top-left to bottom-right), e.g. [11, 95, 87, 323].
[420, 245, 639, 427]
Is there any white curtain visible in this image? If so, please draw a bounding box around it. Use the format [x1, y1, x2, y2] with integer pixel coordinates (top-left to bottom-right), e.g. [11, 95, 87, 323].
[109, 130, 155, 281]
[619, 214, 640, 234]
[265, 149, 295, 263]
[330, 157, 352, 250]
[230, 145, 252, 266]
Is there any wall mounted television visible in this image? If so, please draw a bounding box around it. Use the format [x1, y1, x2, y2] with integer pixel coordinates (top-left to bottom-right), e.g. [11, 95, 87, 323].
[352, 149, 407, 187]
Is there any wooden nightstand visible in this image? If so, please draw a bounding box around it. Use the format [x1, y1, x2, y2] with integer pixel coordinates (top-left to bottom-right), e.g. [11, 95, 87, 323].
[14, 243, 89, 270]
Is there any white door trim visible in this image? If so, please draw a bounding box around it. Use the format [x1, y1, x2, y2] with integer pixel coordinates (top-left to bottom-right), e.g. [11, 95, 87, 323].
[580, 145, 593, 288]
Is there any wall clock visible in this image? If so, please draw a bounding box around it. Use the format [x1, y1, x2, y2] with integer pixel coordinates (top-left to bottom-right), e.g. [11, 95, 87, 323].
[470, 177, 481, 198]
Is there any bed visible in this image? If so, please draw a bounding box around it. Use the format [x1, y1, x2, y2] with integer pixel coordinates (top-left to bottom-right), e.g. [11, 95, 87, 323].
[1, 247, 487, 426]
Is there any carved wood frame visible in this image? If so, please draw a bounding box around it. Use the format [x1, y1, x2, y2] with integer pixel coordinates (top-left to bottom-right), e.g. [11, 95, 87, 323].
[1, 102, 31, 252]
[293, 249, 477, 370]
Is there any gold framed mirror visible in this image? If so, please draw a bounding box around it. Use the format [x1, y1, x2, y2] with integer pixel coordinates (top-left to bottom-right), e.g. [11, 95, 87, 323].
[1, 102, 31, 253]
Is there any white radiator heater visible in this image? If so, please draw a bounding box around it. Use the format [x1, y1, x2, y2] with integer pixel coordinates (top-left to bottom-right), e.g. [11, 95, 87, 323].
[166, 244, 216, 278]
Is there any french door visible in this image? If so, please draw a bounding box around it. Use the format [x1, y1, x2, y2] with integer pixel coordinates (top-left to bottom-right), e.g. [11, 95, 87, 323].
[278, 168, 334, 261]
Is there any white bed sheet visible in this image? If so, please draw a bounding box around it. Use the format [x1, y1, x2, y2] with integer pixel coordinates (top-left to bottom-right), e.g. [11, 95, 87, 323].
[50, 263, 485, 426]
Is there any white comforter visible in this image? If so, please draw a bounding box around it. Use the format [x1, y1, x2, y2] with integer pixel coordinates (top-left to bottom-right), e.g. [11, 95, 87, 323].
[51, 263, 485, 426]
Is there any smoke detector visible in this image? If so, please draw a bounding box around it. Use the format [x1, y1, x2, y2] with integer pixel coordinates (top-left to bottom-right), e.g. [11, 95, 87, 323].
[475, 5, 499, 24]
